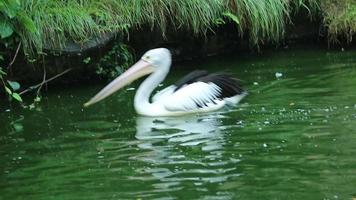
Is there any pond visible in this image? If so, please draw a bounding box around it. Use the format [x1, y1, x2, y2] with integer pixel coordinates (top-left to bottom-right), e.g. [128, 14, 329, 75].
[1, 47, 356, 200]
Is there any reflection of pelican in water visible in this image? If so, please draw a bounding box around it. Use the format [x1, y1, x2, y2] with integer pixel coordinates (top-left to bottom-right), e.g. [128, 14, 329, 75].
[132, 114, 242, 189]
[134, 114, 226, 164]
[136, 115, 222, 150]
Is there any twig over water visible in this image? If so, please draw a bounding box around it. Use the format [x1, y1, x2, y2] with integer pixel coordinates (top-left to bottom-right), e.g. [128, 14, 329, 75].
[20, 68, 72, 95]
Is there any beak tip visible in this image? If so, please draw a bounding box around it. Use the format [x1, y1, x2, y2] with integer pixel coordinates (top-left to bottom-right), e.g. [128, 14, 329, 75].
[83, 102, 91, 107]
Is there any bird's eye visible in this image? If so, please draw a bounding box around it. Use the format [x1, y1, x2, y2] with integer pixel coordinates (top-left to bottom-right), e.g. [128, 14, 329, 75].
[146, 56, 150, 60]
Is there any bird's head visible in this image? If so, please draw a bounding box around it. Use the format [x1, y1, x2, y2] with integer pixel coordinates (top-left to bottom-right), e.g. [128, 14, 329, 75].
[84, 48, 171, 107]
[141, 48, 171, 72]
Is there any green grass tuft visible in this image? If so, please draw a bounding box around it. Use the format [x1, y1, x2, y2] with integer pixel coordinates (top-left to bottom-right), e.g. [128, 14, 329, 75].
[321, 0, 356, 43]
[10, 0, 353, 54]
[225, 0, 290, 45]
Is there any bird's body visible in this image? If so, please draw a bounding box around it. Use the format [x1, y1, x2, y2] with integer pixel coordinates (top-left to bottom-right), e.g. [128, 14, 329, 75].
[135, 70, 246, 116]
[84, 48, 246, 116]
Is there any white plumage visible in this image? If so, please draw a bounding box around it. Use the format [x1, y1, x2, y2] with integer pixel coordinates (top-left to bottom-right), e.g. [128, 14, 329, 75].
[159, 82, 224, 111]
[84, 48, 246, 116]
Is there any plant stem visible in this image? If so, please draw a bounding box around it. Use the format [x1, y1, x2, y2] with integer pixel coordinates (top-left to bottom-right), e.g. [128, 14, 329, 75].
[7, 42, 22, 72]
[19, 68, 72, 95]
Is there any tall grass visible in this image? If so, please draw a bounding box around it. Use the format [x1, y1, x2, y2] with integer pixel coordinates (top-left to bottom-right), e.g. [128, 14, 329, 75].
[21, 0, 104, 53]
[321, 0, 356, 43]
[225, 0, 289, 45]
[291, 0, 321, 14]
[91, 0, 224, 35]
[17, 0, 323, 54]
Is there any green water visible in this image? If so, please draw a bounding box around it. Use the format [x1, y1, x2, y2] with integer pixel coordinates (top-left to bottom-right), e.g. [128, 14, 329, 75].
[1, 47, 356, 200]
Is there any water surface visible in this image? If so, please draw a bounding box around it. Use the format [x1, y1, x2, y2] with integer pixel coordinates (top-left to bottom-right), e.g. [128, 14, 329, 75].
[1, 47, 356, 199]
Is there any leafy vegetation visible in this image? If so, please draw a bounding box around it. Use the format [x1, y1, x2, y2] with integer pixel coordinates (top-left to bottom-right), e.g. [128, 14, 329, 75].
[321, 0, 356, 43]
[0, 1, 35, 38]
[0, 66, 22, 102]
[95, 43, 133, 80]
[0, 0, 38, 102]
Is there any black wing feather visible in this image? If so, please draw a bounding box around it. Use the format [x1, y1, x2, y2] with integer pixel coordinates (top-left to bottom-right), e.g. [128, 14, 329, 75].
[174, 70, 209, 91]
[197, 73, 244, 98]
[173, 71, 244, 108]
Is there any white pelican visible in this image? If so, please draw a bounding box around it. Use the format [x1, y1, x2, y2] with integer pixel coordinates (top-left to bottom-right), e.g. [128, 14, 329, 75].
[84, 48, 246, 116]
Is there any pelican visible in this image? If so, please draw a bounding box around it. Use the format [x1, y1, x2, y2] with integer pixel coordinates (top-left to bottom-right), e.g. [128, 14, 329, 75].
[84, 48, 246, 116]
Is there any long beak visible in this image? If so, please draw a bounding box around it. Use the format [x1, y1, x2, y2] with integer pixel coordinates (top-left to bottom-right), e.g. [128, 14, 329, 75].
[84, 60, 154, 107]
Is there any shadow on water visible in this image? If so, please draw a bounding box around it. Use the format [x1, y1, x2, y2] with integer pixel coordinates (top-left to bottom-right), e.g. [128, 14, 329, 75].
[1, 47, 356, 199]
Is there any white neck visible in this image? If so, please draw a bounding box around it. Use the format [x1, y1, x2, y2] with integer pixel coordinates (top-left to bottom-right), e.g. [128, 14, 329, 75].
[134, 68, 169, 115]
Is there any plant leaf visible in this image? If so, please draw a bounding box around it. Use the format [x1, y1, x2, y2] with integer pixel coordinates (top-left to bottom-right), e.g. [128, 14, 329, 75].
[12, 123, 24, 132]
[7, 80, 20, 91]
[2, 0, 20, 18]
[12, 93, 22, 102]
[29, 103, 35, 110]
[0, 67, 6, 75]
[0, 19, 14, 39]
[5, 86, 12, 95]
[34, 96, 41, 102]
[223, 12, 240, 25]
[83, 57, 91, 64]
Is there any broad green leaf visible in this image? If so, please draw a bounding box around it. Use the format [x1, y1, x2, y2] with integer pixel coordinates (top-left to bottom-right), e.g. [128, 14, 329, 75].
[5, 86, 12, 95]
[223, 12, 240, 25]
[2, 0, 20, 18]
[0, 55, 4, 61]
[12, 93, 22, 102]
[7, 80, 20, 91]
[0, 19, 14, 39]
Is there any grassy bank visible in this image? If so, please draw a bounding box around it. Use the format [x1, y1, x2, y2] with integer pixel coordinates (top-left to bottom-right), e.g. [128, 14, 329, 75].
[2, 0, 356, 55]
[2, 0, 348, 55]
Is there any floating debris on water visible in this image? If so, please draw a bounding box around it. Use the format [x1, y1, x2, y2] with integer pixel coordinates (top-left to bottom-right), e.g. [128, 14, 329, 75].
[126, 87, 135, 91]
[236, 120, 243, 125]
[275, 72, 283, 78]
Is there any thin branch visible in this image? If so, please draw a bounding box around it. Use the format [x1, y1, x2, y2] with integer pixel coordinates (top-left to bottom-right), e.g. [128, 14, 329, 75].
[19, 68, 72, 95]
[36, 57, 47, 96]
[7, 42, 22, 71]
